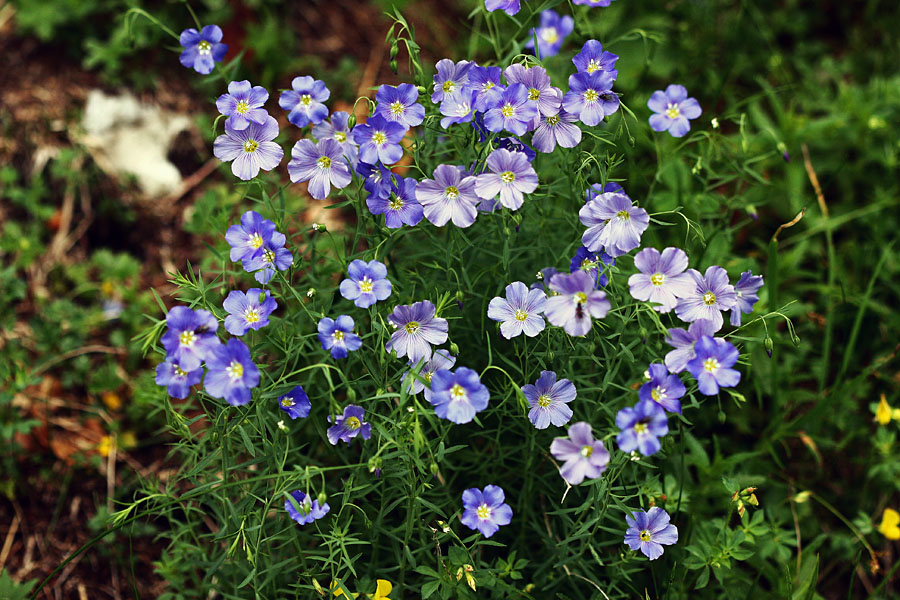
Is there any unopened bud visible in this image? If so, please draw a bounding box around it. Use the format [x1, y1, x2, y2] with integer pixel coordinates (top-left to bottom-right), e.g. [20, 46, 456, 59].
[347, 115, 357, 129]
[345, 388, 356, 402]
[317, 491, 328, 505]
[390, 60, 399, 74]
[416, 85, 427, 95]
[429, 462, 440, 475]
[718, 410, 727, 424]
[456, 567, 464, 582]
[764, 336, 774, 358]
[449, 342, 459, 355]
[389, 42, 399, 59]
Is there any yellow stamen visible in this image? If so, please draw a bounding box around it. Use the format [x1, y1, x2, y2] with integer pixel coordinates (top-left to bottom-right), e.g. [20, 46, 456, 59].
[179, 330, 196, 347]
[584, 89, 599, 103]
[514, 309, 528, 322]
[359, 277, 374, 293]
[345, 416, 361, 430]
[651, 273, 665, 286]
[226, 360, 244, 380]
[318, 156, 332, 169]
[243, 139, 259, 153]
[537, 395, 551, 407]
[405, 321, 420, 335]
[500, 171, 516, 183]
[445, 186, 459, 199]
[703, 291, 717, 306]
[476, 503, 491, 519]
[665, 103, 681, 119]
[372, 131, 388, 145]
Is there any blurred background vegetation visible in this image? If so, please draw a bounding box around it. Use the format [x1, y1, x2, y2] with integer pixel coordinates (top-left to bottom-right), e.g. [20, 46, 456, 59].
[1, 0, 898, 597]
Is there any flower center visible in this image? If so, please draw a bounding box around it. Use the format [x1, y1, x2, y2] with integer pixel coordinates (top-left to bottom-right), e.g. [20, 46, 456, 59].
[235, 100, 249, 115]
[442, 80, 455, 93]
[424, 372, 433, 383]
[500, 171, 516, 183]
[537, 394, 551, 408]
[334, 131, 347, 143]
[703, 291, 717, 306]
[581, 258, 597, 271]
[540, 28, 559, 44]
[179, 330, 196, 347]
[197, 40, 212, 55]
[651, 387, 662, 402]
[476, 503, 491, 520]
[174, 365, 188, 377]
[226, 360, 244, 380]
[545, 114, 560, 125]
[665, 103, 681, 119]
[528, 87, 541, 101]
[514, 309, 528, 322]
[263, 249, 275, 264]
[616, 209, 630, 219]
[450, 384, 467, 401]
[634, 422, 649, 434]
[244, 308, 260, 323]
[651, 272, 665, 286]
[300, 94, 312, 107]
[333, 330, 345, 343]
[574, 292, 588, 304]
[317, 156, 332, 169]
[455, 102, 471, 117]
[405, 321, 420, 335]
[484, 81, 495, 91]
[445, 186, 459, 199]
[281, 397, 295, 407]
[640, 530, 652, 542]
[389, 195, 404, 210]
[500, 103, 515, 118]
[584, 89, 599, 103]
[580, 445, 593, 457]
[703, 357, 720, 373]
[390, 101, 405, 116]
[372, 131, 388, 145]
[345, 416, 361, 430]
[243, 139, 259, 153]
[586, 59, 601, 74]
[249, 233, 264, 249]
[358, 277, 374, 293]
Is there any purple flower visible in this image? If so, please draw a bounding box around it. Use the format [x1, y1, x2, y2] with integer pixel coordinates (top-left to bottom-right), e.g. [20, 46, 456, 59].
[403, 349, 457, 400]
[497, 136, 536, 161]
[357, 161, 393, 199]
[339, 259, 393, 308]
[533, 110, 582, 153]
[155, 359, 202, 399]
[468, 66, 506, 112]
[225, 211, 279, 262]
[429, 367, 490, 424]
[179, 25, 227, 75]
[439, 89, 477, 129]
[686, 336, 741, 395]
[523, 371, 576, 429]
[487, 281, 547, 339]
[624, 507, 678, 560]
[663, 319, 718, 374]
[563, 71, 619, 126]
[572, 39, 619, 78]
[730, 270, 764, 326]
[503, 64, 562, 117]
[216, 80, 269, 131]
[204, 339, 260, 406]
[352, 115, 407, 165]
[160, 306, 220, 372]
[474, 149, 538, 211]
[386, 300, 449, 363]
[544, 271, 611, 336]
[313, 111, 359, 170]
[285, 491, 330, 525]
[461, 485, 513, 538]
[569, 246, 614, 288]
[317, 316, 363, 359]
[327, 404, 371, 445]
[287, 138, 353, 200]
[585, 182, 626, 203]
[525, 10, 573, 58]
[674, 266, 737, 331]
[242, 239, 293, 285]
[278, 385, 311, 420]
[431, 59, 473, 104]
[483, 83, 539, 136]
[579, 192, 649, 257]
[615, 399, 668, 456]
[367, 176, 423, 228]
[648, 84, 702, 138]
[639, 363, 686, 414]
[549, 422, 610, 484]
[223, 288, 277, 336]
[416, 164, 480, 228]
[375, 83, 425, 129]
[279, 76, 330, 128]
[628, 247, 695, 313]
[484, 0, 521, 16]
[213, 116, 284, 181]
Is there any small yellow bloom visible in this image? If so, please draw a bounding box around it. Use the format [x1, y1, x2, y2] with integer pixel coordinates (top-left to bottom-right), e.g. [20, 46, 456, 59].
[875, 394, 892, 426]
[97, 435, 114, 457]
[878, 508, 900, 540]
[373, 579, 392, 600]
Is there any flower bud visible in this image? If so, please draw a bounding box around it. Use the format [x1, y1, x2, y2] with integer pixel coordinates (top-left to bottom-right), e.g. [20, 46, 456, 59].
[449, 342, 459, 355]
[764, 336, 774, 358]
[718, 410, 726, 424]
[347, 115, 357, 129]
[416, 85, 427, 95]
[429, 462, 440, 475]
[317, 491, 328, 505]
[390, 60, 399, 74]
[389, 42, 399, 59]
[345, 388, 356, 402]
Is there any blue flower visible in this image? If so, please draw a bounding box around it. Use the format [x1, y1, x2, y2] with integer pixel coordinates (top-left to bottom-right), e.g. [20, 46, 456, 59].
[351, 115, 408, 165]
[223, 288, 277, 336]
[549, 422, 610, 484]
[213, 116, 284, 181]
[216, 80, 269, 131]
[572, 39, 619, 79]
[648, 84, 702, 138]
[525, 10, 573, 58]
[204, 338, 260, 406]
[483, 83, 539, 136]
[585, 182, 626, 203]
[386, 300, 449, 363]
[615, 399, 668, 456]
[461, 485, 513, 538]
[544, 271, 611, 337]
[579, 191, 649, 257]
[431, 59, 473, 104]
[312, 111, 359, 170]
[569, 246, 614, 288]
[285, 491, 330, 526]
[663, 319, 718, 373]
[533, 110, 582, 153]
[339, 259, 393, 308]
[730, 270, 764, 326]
[639, 364, 686, 414]
[624, 507, 678, 560]
[522, 371, 576, 429]
[416, 164, 480, 228]
[403, 349, 456, 400]
[468, 66, 506, 112]
[563, 71, 619, 126]
[474, 149, 538, 211]
[317, 316, 363, 359]
[357, 161, 394, 199]
[278, 385, 311, 420]
[367, 176, 423, 228]
[327, 404, 371, 445]
[179, 25, 227, 75]
[439, 89, 478, 129]
[279, 76, 330, 128]
[374, 83, 425, 129]
[241, 239, 293, 284]
[287, 138, 353, 200]
[487, 281, 547, 339]
[673, 266, 737, 332]
[225, 211, 280, 262]
[429, 367, 490, 424]
[160, 306, 220, 372]
[686, 335, 741, 395]
[503, 64, 562, 117]
[628, 247, 695, 313]
[484, 0, 521, 16]
[155, 359, 202, 399]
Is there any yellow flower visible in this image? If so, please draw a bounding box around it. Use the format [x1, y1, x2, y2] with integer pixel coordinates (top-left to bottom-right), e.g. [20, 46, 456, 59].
[373, 579, 392, 600]
[875, 394, 892, 426]
[878, 508, 900, 540]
